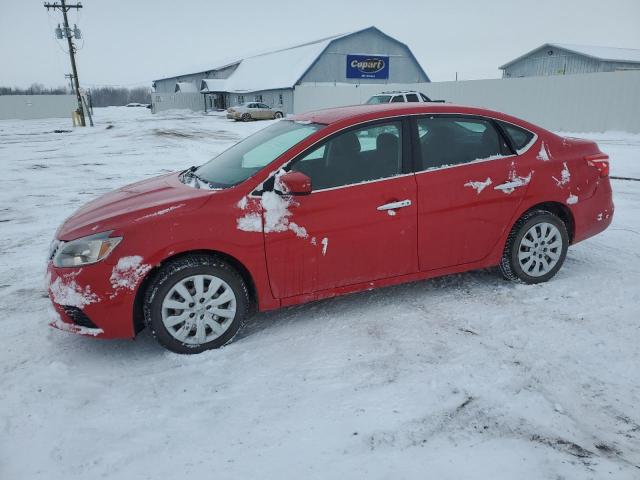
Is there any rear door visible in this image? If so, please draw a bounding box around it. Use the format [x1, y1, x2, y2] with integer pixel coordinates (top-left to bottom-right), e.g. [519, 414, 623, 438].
[258, 103, 271, 119]
[247, 103, 259, 117]
[413, 115, 534, 271]
[262, 119, 418, 299]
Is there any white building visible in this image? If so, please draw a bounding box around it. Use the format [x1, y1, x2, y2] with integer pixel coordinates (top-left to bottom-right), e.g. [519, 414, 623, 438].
[501, 43, 640, 78]
[151, 26, 429, 114]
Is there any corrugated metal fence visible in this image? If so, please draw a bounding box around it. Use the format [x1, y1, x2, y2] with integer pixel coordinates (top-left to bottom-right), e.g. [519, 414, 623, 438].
[151, 92, 204, 113]
[294, 71, 640, 133]
[0, 95, 76, 120]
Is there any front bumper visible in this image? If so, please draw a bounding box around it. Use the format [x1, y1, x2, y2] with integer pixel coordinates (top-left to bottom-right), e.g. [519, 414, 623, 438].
[46, 262, 138, 339]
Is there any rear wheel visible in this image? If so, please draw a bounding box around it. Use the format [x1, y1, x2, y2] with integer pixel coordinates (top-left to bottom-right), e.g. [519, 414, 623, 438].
[500, 210, 569, 284]
[143, 254, 250, 354]
[241, 113, 251, 122]
[274, 111, 283, 119]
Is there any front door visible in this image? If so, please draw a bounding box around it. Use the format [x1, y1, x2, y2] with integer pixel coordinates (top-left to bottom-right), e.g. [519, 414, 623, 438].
[413, 115, 532, 271]
[263, 119, 418, 299]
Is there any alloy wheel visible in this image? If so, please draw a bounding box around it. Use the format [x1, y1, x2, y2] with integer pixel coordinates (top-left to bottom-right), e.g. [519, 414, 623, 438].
[161, 274, 237, 345]
[517, 222, 563, 277]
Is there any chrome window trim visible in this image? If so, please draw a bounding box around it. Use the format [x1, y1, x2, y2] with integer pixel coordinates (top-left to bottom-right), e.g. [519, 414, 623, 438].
[254, 112, 538, 195]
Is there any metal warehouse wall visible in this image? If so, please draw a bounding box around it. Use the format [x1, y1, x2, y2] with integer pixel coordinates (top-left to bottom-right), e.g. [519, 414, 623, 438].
[225, 89, 294, 113]
[294, 70, 640, 133]
[151, 92, 204, 113]
[301, 29, 428, 84]
[0, 95, 76, 120]
[503, 46, 640, 78]
[154, 64, 239, 94]
[151, 89, 294, 114]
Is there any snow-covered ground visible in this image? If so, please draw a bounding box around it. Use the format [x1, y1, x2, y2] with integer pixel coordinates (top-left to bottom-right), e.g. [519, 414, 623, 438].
[1, 107, 639, 479]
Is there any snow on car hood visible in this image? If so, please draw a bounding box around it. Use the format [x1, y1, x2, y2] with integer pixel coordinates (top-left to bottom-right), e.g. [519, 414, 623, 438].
[56, 172, 211, 240]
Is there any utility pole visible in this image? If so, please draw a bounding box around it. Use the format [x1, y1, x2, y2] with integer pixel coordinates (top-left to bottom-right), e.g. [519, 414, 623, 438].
[45, 0, 85, 126]
[64, 73, 74, 93]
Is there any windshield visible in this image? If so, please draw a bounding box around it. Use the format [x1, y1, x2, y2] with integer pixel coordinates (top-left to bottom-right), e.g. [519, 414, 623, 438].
[366, 95, 392, 104]
[193, 121, 323, 188]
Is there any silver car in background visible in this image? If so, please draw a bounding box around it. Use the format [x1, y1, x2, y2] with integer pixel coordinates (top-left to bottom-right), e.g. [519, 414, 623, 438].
[365, 90, 444, 104]
[227, 102, 285, 121]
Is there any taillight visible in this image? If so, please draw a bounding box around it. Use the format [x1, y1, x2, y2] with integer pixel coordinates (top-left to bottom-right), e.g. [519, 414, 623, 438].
[586, 153, 609, 177]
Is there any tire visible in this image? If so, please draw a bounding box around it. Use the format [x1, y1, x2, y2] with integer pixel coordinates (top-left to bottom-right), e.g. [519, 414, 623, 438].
[274, 111, 283, 119]
[500, 209, 569, 284]
[241, 113, 251, 122]
[143, 254, 250, 354]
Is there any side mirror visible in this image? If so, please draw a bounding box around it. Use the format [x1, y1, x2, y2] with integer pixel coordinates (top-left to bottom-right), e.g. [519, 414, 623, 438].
[276, 171, 312, 196]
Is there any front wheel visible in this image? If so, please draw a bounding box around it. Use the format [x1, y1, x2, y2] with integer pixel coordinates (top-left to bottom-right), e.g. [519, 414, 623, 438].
[500, 210, 569, 284]
[143, 255, 250, 354]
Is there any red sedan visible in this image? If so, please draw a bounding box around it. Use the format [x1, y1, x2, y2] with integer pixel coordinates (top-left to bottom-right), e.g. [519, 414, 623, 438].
[46, 103, 613, 353]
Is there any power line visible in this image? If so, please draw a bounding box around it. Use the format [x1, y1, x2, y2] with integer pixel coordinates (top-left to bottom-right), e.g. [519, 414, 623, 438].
[44, 0, 87, 127]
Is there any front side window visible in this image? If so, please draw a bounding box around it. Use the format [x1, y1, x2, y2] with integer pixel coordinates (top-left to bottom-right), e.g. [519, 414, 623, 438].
[366, 95, 392, 104]
[417, 116, 511, 171]
[405, 93, 419, 102]
[193, 121, 323, 188]
[291, 121, 403, 190]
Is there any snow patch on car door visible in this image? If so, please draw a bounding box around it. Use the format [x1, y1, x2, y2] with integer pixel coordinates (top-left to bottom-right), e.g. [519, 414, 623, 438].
[464, 177, 492, 194]
[553, 163, 571, 187]
[494, 163, 533, 195]
[236, 191, 308, 238]
[537, 142, 550, 161]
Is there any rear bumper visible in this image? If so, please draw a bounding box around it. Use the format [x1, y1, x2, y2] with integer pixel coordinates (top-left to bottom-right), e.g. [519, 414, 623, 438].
[572, 178, 614, 244]
[226, 112, 241, 119]
[46, 262, 137, 339]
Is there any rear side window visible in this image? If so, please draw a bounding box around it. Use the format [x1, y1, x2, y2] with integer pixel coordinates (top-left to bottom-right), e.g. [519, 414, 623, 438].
[405, 93, 419, 102]
[391, 95, 405, 103]
[497, 121, 535, 151]
[416, 116, 510, 170]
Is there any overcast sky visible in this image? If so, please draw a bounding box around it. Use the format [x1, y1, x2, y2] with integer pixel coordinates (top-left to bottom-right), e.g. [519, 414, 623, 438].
[1, 0, 639, 88]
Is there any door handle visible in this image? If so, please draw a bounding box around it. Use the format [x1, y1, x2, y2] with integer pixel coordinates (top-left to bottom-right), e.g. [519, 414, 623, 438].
[377, 199, 412, 211]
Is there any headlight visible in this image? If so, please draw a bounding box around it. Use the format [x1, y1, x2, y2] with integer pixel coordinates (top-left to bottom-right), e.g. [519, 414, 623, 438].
[52, 231, 122, 268]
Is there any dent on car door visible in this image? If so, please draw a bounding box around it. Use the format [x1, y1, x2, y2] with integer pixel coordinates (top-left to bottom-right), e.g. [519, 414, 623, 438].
[262, 119, 419, 299]
[414, 115, 533, 271]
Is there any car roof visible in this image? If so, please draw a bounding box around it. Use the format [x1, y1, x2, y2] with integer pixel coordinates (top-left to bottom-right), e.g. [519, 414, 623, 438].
[291, 103, 542, 130]
[377, 91, 421, 94]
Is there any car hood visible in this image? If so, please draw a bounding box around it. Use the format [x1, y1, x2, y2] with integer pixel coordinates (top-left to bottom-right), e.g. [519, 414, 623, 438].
[56, 172, 213, 240]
